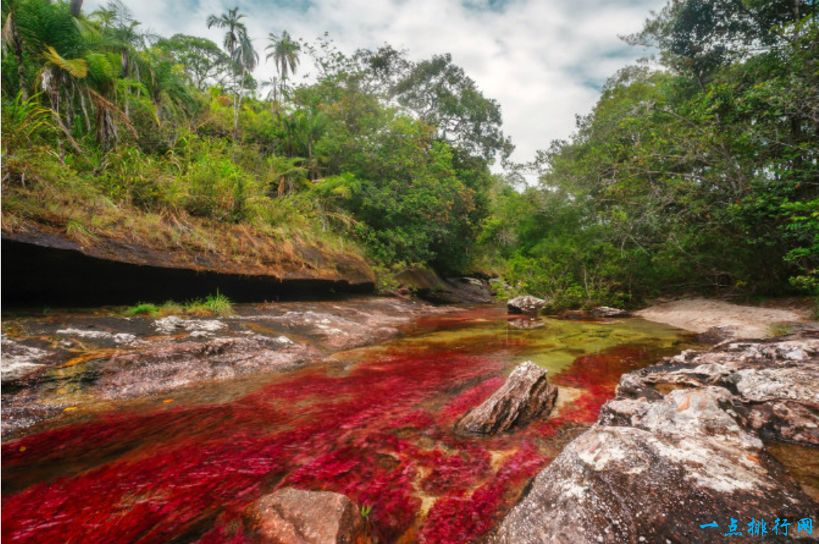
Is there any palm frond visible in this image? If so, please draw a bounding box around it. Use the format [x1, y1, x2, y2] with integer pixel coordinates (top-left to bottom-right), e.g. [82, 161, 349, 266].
[43, 45, 88, 78]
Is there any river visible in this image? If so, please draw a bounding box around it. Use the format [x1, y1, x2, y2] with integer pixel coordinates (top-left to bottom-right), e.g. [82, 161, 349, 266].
[1, 299, 695, 543]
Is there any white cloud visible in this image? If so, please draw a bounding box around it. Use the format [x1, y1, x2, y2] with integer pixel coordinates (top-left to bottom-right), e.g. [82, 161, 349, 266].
[86, 0, 662, 164]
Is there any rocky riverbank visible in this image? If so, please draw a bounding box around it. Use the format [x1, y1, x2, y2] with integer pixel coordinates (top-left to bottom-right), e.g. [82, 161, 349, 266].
[493, 332, 819, 543]
[1, 297, 451, 438]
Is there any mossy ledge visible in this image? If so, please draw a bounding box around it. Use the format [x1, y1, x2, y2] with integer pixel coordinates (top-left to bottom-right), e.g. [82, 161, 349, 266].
[2, 220, 375, 306]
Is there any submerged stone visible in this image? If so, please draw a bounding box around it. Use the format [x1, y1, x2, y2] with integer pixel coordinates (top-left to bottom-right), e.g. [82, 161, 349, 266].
[247, 488, 371, 544]
[456, 361, 558, 434]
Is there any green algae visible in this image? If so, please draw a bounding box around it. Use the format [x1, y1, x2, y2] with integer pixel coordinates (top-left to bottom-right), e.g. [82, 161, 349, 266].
[389, 316, 691, 375]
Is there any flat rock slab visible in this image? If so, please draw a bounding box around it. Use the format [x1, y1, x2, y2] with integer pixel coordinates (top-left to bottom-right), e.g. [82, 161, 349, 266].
[247, 488, 370, 544]
[457, 361, 557, 434]
[1, 297, 452, 438]
[636, 298, 809, 339]
[618, 336, 819, 445]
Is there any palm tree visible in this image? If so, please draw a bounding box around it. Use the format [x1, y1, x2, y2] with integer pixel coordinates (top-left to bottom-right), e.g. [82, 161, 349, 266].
[260, 75, 280, 109]
[265, 31, 300, 101]
[207, 7, 257, 135]
[207, 7, 244, 62]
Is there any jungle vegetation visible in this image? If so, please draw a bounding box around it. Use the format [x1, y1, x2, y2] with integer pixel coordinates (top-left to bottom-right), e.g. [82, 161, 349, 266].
[1, 0, 817, 309]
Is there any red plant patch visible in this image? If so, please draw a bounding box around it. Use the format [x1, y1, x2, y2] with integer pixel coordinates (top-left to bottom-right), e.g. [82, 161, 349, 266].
[2, 330, 666, 543]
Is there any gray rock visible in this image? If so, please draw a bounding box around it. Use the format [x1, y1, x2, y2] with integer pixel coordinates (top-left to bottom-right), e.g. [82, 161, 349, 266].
[153, 316, 227, 336]
[456, 361, 557, 434]
[247, 487, 371, 544]
[507, 295, 547, 315]
[94, 334, 313, 399]
[56, 328, 138, 345]
[589, 306, 630, 318]
[493, 426, 815, 544]
[0, 336, 51, 382]
[617, 336, 819, 445]
[493, 334, 819, 543]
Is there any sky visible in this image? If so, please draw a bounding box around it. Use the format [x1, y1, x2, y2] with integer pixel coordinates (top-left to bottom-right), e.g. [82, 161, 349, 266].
[86, 0, 665, 165]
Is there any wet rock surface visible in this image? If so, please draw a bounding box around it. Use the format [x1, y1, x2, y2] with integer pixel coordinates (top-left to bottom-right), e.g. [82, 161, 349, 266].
[247, 488, 371, 544]
[392, 266, 493, 304]
[494, 333, 819, 543]
[456, 361, 558, 434]
[1, 335, 55, 382]
[558, 307, 631, 320]
[1, 297, 451, 437]
[507, 295, 547, 315]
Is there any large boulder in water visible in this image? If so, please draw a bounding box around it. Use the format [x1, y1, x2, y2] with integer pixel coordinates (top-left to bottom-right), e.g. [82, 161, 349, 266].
[247, 487, 371, 544]
[457, 361, 558, 434]
[507, 295, 547, 315]
[492, 334, 819, 543]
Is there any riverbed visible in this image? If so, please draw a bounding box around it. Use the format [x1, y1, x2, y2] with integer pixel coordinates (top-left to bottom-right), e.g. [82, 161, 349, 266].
[1, 299, 696, 542]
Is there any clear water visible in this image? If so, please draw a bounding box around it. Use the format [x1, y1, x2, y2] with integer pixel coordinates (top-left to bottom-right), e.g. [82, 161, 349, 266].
[1, 305, 693, 543]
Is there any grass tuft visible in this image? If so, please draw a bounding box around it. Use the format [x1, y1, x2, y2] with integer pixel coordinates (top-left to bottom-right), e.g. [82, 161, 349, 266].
[124, 303, 160, 317]
[122, 293, 233, 318]
[184, 292, 234, 317]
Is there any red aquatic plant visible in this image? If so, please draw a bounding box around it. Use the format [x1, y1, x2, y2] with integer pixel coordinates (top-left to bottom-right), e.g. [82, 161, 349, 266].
[2, 319, 668, 543]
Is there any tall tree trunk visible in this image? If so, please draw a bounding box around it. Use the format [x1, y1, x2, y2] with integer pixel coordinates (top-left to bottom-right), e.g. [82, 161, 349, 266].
[232, 70, 240, 139]
[5, 14, 29, 99]
[79, 90, 91, 132]
[70, 0, 83, 17]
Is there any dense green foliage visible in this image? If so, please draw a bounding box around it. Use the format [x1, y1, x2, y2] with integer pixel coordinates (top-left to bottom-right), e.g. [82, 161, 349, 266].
[483, 0, 818, 308]
[2, 0, 816, 308]
[1, 0, 507, 274]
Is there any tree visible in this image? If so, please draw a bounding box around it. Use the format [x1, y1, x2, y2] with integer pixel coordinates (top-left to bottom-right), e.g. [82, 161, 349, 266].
[206, 7, 256, 135]
[391, 53, 512, 163]
[265, 30, 300, 101]
[154, 34, 232, 90]
[627, 0, 815, 84]
[2, 2, 29, 99]
[505, 1, 819, 305]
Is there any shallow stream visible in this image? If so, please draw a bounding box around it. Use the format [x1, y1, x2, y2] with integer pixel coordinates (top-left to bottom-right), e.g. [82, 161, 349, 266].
[1, 302, 695, 543]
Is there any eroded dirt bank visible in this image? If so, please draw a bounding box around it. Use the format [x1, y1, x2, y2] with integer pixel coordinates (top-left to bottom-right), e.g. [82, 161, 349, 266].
[2, 225, 375, 306]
